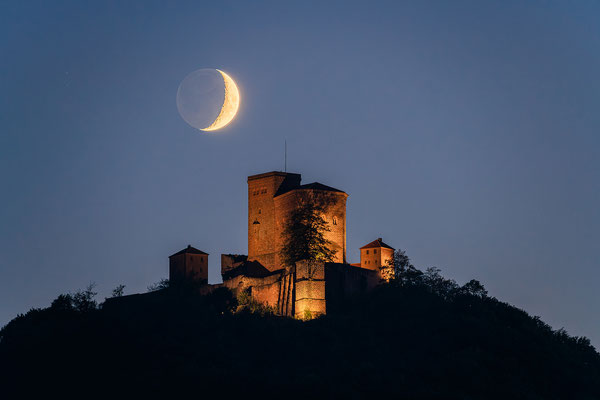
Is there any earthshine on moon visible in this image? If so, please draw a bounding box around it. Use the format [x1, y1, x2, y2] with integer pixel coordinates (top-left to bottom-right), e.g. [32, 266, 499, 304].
[176, 68, 241, 132]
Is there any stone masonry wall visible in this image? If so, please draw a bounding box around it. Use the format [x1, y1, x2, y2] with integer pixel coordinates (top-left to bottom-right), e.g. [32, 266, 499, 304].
[169, 253, 208, 284]
[294, 260, 326, 318]
[248, 172, 301, 271]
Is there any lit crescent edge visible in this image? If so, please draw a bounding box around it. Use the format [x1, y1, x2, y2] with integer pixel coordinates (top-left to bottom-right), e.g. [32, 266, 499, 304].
[201, 69, 240, 131]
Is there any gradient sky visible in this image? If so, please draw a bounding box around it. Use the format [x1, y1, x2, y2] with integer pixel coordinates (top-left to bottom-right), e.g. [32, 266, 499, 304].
[1, 1, 599, 345]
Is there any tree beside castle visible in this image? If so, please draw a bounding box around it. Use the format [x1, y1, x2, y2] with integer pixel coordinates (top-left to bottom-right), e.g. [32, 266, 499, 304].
[280, 198, 336, 267]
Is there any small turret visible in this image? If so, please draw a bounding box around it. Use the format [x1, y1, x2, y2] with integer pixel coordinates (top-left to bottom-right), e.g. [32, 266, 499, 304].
[169, 245, 209, 284]
[359, 238, 395, 273]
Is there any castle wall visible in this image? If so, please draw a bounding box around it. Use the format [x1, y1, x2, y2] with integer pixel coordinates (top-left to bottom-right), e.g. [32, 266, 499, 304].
[278, 272, 295, 316]
[220, 273, 282, 293]
[324, 263, 379, 313]
[249, 280, 282, 309]
[210, 261, 379, 319]
[220, 254, 247, 279]
[294, 260, 326, 318]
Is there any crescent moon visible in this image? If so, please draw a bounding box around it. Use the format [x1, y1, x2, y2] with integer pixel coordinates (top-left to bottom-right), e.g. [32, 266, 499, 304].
[201, 69, 240, 131]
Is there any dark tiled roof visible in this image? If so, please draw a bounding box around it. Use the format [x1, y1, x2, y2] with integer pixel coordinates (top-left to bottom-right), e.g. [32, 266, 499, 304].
[299, 182, 345, 193]
[247, 171, 300, 182]
[221, 260, 274, 280]
[273, 173, 303, 197]
[360, 238, 394, 250]
[222, 254, 248, 263]
[275, 181, 345, 197]
[169, 245, 208, 257]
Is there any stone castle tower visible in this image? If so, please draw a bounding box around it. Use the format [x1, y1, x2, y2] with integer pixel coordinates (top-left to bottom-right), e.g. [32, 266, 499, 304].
[247, 171, 347, 271]
[359, 238, 394, 271]
[169, 245, 208, 284]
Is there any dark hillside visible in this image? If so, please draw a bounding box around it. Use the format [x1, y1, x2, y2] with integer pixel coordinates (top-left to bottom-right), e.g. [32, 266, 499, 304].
[1, 273, 599, 398]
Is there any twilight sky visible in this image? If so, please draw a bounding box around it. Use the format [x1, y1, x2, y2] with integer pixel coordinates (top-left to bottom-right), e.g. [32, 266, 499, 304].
[1, 1, 599, 344]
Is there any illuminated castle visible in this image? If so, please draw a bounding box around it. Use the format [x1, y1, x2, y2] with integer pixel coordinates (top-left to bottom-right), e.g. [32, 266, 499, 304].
[169, 171, 394, 318]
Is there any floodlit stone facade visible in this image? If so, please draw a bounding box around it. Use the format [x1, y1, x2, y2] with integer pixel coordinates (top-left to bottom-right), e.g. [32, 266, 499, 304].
[360, 238, 395, 271]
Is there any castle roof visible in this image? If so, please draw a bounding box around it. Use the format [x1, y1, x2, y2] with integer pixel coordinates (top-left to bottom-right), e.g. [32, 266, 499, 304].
[222, 254, 248, 263]
[221, 260, 277, 280]
[360, 238, 394, 250]
[247, 171, 301, 182]
[299, 182, 345, 193]
[275, 181, 345, 197]
[169, 245, 208, 258]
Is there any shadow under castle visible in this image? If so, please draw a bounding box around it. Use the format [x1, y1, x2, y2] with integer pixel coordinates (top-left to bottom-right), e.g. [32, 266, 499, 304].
[169, 171, 394, 318]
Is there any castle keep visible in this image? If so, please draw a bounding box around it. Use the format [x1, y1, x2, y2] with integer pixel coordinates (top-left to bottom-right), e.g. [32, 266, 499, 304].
[247, 171, 348, 270]
[169, 171, 394, 318]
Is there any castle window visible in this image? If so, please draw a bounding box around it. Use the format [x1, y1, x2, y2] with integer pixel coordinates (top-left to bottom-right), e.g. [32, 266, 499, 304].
[258, 209, 262, 214]
[374, 249, 377, 254]
[366, 250, 369, 255]
[332, 216, 337, 225]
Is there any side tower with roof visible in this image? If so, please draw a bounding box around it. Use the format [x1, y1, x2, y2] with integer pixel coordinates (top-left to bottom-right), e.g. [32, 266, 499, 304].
[169, 245, 209, 284]
[360, 238, 395, 274]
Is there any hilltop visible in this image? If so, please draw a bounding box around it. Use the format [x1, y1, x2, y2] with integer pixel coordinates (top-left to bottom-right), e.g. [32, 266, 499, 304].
[1, 267, 599, 398]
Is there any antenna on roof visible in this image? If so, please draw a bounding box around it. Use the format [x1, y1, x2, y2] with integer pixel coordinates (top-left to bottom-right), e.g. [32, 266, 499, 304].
[284, 139, 287, 172]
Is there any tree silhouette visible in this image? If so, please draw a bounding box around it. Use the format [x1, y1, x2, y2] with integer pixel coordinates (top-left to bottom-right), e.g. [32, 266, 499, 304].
[459, 279, 488, 297]
[382, 248, 420, 284]
[147, 278, 169, 292]
[111, 284, 126, 298]
[72, 283, 98, 312]
[280, 197, 335, 266]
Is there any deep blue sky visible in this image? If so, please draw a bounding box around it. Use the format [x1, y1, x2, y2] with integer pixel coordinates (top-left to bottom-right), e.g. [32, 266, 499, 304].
[1, 1, 599, 344]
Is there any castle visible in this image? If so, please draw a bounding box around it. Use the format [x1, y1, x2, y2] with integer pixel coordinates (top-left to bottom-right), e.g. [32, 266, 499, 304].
[169, 171, 394, 318]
